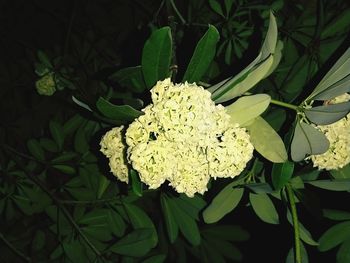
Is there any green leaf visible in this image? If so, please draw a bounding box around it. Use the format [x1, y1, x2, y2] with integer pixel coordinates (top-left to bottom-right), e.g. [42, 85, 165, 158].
[63, 114, 84, 135]
[37, 50, 52, 68]
[286, 242, 309, 263]
[109, 66, 146, 93]
[182, 25, 220, 83]
[142, 254, 166, 263]
[323, 209, 350, 221]
[40, 138, 58, 152]
[225, 94, 271, 126]
[305, 101, 350, 125]
[331, 165, 350, 179]
[63, 238, 89, 263]
[109, 228, 154, 257]
[97, 175, 110, 199]
[74, 126, 89, 154]
[203, 182, 244, 223]
[321, 9, 350, 38]
[291, 121, 329, 162]
[306, 179, 350, 191]
[318, 221, 350, 251]
[52, 164, 76, 175]
[49, 120, 64, 151]
[245, 117, 287, 163]
[72, 95, 93, 112]
[141, 27, 172, 88]
[337, 239, 350, 263]
[210, 12, 277, 102]
[96, 97, 143, 122]
[107, 210, 126, 237]
[209, 0, 225, 17]
[51, 152, 77, 164]
[27, 139, 45, 161]
[202, 225, 250, 242]
[177, 195, 206, 220]
[170, 197, 201, 246]
[307, 47, 350, 101]
[160, 195, 179, 243]
[249, 193, 279, 224]
[130, 169, 142, 197]
[272, 161, 294, 190]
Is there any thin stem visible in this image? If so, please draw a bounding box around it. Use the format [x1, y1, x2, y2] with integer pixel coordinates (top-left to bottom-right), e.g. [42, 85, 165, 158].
[169, 0, 186, 24]
[0, 232, 31, 262]
[270, 99, 299, 111]
[61, 197, 122, 205]
[286, 184, 302, 263]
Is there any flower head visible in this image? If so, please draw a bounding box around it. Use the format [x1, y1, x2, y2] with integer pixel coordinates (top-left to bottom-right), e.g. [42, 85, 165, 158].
[311, 93, 350, 170]
[35, 73, 56, 96]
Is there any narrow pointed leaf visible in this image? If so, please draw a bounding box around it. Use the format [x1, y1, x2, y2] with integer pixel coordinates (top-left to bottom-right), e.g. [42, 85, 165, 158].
[130, 169, 143, 197]
[318, 221, 350, 251]
[323, 209, 350, 221]
[182, 25, 219, 83]
[337, 239, 350, 263]
[225, 94, 271, 125]
[305, 101, 350, 125]
[160, 195, 179, 243]
[272, 161, 294, 190]
[141, 27, 172, 88]
[49, 121, 64, 150]
[306, 179, 350, 191]
[249, 193, 279, 224]
[27, 139, 45, 161]
[291, 121, 329, 162]
[245, 117, 287, 163]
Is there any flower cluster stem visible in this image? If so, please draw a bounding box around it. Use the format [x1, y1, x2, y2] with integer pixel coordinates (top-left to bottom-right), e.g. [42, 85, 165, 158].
[270, 99, 299, 111]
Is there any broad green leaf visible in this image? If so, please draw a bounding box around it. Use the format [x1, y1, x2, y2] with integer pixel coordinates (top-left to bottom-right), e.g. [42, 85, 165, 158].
[130, 169, 142, 197]
[226, 94, 271, 125]
[109, 66, 146, 93]
[245, 117, 287, 163]
[27, 139, 45, 161]
[337, 239, 350, 263]
[51, 152, 77, 164]
[307, 47, 350, 101]
[141, 27, 172, 88]
[63, 238, 89, 262]
[210, 12, 278, 102]
[249, 193, 279, 224]
[209, 0, 224, 17]
[318, 221, 350, 251]
[142, 254, 166, 263]
[306, 179, 350, 191]
[176, 195, 206, 220]
[40, 138, 58, 152]
[305, 101, 350, 125]
[286, 242, 309, 263]
[107, 210, 126, 237]
[109, 228, 154, 257]
[52, 164, 76, 175]
[160, 195, 179, 243]
[123, 203, 158, 247]
[169, 197, 201, 246]
[49, 121, 64, 151]
[63, 114, 84, 135]
[321, 9, 350, 38]
[291, 121, 329, 162]
[272, 161, 294, 190]
[286, 210, 318, 246]
[331, 165, 350, 179]
[246, 182, 274, 194]
[96, 97, 143, 122]
[203, 183, 244, 223]
[79, 209, 108, 225]
[182, 25, 219, 83]
[323, 209, 350, 221]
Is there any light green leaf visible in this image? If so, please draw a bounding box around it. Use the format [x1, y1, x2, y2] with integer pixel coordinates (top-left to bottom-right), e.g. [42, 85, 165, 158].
[245, 116, 287, 163]
[141, 27, 172, 88]
[49, 121, 64, 151]
[265, 40, 283, 77]
[96, 97, 143, 122]
[160, 195, 179, 243]
[318, 221, 350, 251]
[323, 209, 350, 221]
[306, 179, 350, 191]
[109, 228, 154, 257]
[182, 25, 219, 83]
[225, 94, 271, 125]
[291, 121, 329, 162]
[307, 47, 350, 101]
[249, 193, 279, 224]
[305, 101, 350, 125]
[337, 239, 350, 263]
[27, 139, 45, 161]
[109, 66, 146, 93]
[72, 96, 93, 112]
[210, 12, 277, 102]
[331, 165, 350, 179]
[203, 183, 244, 224]
[272, 161, 294, 190]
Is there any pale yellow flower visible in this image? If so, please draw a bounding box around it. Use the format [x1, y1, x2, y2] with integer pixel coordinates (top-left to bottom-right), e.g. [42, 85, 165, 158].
[35, 73, 56, 96]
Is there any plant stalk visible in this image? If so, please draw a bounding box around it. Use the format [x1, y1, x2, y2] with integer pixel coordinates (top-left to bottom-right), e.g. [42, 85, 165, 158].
[270, 99, 299, 111]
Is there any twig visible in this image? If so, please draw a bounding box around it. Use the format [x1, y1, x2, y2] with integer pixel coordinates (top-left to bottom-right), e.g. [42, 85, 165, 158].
[0, 232, 31, 262]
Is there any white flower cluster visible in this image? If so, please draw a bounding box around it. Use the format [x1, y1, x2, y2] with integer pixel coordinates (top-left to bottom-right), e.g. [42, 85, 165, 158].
[101, 79, 254, 197]
[100, 126, 129, 182]
[311, 93, 350, 170]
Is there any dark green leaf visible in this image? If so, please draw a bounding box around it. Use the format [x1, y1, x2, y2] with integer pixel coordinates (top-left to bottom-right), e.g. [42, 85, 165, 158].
[203, 182, 244, 223]
[63, 238, 89, 263]
[49, 120, 64, 150]
[291, 121, 329, 162]
[52, 164, 76, 175]
[249, 193, 279, 224]
[177, 194, 206, 220]
[97, 175, 110, 199]
[142, 254, 166, 263]
[272, 161, 294, 190]
[27, 139, 45, 161]
[107, 210, 126, 237]
[130, 169, 142, 197]
[63, 114, 84, 136]
[37, 50, 52, 68]
[40, 138, 58, 152]
[141, 27, 172, 88]
[109, 66, 146, 93]
[323, 209, 350, 221]
[331, 165, 350, 179]
[96, 97, 143, 122]
[74, 126, 89, 154]
[305, 101, 350, 125]
[337, 239, 350, 263]
[109, 228, 154, 257]
[209, 0, 224, 17]
[307, 179, 350, 191]
[318, 221, 350, 251]
[51, 152, 78, 164]
[160, 195, 179, 243]
[182, 25, 219, 83]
